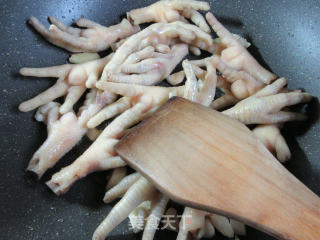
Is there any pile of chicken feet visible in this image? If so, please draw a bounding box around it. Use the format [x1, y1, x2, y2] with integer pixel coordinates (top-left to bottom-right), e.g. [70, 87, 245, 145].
[19, 1, 313, 240]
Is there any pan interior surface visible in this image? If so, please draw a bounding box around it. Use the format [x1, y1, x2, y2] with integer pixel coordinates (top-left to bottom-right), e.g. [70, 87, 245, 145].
[0, 0, 319, 240]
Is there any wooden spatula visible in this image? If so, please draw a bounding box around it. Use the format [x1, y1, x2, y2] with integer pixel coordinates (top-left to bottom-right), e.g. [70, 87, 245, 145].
[115, 97, 320, 240]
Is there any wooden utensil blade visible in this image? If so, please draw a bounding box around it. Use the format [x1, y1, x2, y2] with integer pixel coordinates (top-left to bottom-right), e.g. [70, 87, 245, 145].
[115, 97, 320, 240]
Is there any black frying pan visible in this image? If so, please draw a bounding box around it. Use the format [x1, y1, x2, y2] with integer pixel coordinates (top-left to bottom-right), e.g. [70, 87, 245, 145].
[0, 0, 319, 239]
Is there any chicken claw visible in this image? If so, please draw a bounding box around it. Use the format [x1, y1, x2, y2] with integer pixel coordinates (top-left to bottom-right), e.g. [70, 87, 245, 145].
[87, 97, 132, 128]
[103, 43, 189, 85]
[223, 78, 313, 124]
[177, 207, 206, 240]
[101, 21, 216, 85]
[46, 126, 127, 195]
[45, 100, 149, 194]
[93, 177, 158, 240]
[19, 54, 114, 113]
[96, 81, 185, 115]
[166, 61, 238, 109]
[142, 194, 169, 240]
[129, 201, 151, 233]
[230, 219, 246, 236]
[127, 0, 211, 33]
[27, 89, 114, 178]
[29, 17, 140, 52]
[206, 12, 276, 84]
[208, 214, 234, 238]
[210, 76, 239, 110]
[105, 167, 127, 190]
[253, 124, 291, 162]
[183, 58, 216, 107]
[27, 102, 84, 178]
[45, 81, 185, 194]
[177, 207, 246, 239]
[86, 128, 102, 141]
[166, 70, 185, 85]
[69, 53, 100, 64]
[186, 58, 241, 109]
[103, 172, 140, 203]
[92, 80, 185, 129]
[212, 55, 265, 99]
[211, 92, 239, 110]
[199, 217, 215, 238]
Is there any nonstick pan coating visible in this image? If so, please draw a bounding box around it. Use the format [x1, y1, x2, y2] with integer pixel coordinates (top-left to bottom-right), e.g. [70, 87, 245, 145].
[0, 0, 319, 239]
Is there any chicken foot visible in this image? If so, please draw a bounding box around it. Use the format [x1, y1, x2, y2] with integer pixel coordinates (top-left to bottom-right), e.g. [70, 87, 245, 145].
[19, 54, 114, 113]
[127, 0, 210, 33]
[206, 12, 276, 84]
[27, 89, 114, 178]
[29, 17, 139, 52]
[253, 124, 291, 162]
[223, 78, 312, 124]
[93, 177, 158, 240]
